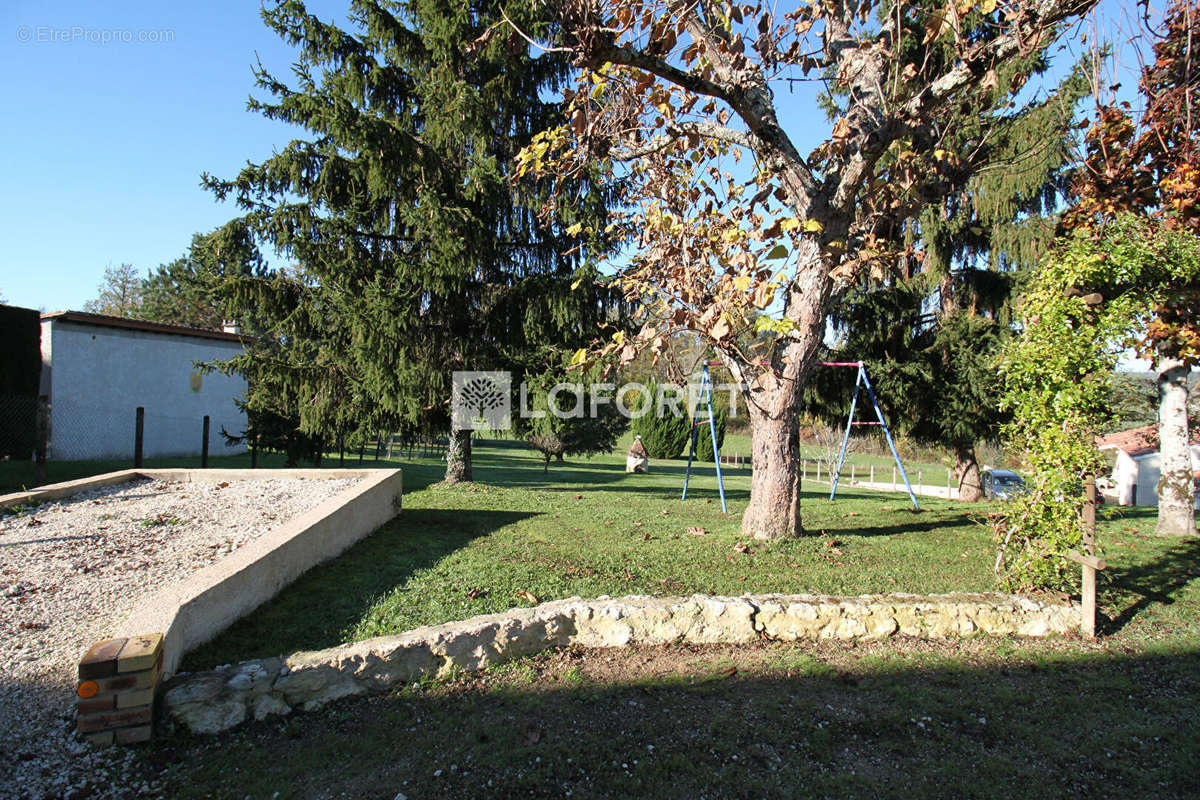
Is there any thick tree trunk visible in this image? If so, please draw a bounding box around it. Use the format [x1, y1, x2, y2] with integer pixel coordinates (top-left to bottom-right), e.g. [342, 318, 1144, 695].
[954, 444, 982, 502]
[742, 408, 803, 539]
[1155, 356, 1195, 536]
[444, 428, 472, 484]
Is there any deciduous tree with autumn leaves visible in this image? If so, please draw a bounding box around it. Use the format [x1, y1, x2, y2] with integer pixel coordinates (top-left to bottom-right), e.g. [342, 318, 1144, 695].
[512, 0, 1098, 538]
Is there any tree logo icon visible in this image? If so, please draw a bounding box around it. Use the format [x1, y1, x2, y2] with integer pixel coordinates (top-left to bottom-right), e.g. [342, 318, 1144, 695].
[452, 371, 512, 431]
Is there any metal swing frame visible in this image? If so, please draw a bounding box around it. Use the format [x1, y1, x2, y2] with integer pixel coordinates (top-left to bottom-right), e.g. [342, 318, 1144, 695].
[824, 361, 920, 510]
[681, 365, 728, 513]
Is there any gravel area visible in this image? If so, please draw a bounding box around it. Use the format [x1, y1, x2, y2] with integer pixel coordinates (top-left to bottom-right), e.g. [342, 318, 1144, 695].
[0, 476, 362, 800]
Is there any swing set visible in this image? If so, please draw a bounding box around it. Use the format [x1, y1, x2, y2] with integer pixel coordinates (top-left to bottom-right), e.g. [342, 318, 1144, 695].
[679, 360, 919, 512]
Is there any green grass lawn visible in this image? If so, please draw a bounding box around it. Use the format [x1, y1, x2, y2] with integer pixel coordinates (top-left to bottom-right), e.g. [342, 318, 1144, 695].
[180, 438, 1000, 670]
[20, 438, 1200, 797]
[180, 438, 1195, 671]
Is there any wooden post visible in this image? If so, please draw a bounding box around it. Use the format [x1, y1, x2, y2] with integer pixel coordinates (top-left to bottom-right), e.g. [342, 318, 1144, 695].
[850, 464, 856, 483]
[947, 469, 952, 498]
[34, 395, 49, 486]
[1079, 476, 1100, 638]
[917, 470, 923, 490]
[134, 407, 144, 468]
[201, 416, 210, 468]
[870, 464, 875, 483]
[816, 461, 821, 482]
[892, 465, 897, 490]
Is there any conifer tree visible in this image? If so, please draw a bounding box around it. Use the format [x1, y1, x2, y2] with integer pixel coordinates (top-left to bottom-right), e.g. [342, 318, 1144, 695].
[141, 226, 267, 330]
[203, 0, 623, 482]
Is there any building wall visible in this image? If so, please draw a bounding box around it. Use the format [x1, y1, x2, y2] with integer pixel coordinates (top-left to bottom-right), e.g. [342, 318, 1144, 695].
[1132, 446, 1200, 509]
[41, 320, 249, 460]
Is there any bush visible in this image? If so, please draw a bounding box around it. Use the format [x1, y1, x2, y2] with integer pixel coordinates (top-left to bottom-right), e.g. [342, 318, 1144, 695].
[631, 382, 691, 459]
[695, 405, 727, 462]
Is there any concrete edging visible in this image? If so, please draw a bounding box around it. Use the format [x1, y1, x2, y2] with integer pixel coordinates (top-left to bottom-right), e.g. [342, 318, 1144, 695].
[163, 591, 1079, 735]
[113, 469, 403, 676]
[2, 468, 403, 678]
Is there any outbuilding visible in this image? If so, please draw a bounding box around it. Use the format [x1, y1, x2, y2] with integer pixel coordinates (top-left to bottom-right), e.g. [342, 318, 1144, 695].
[1096, 423, 1200, 508]
[39, 312, 250, 460]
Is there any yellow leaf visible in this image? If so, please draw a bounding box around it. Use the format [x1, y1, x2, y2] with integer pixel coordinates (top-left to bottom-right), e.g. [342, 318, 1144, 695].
[733, 275, 752, 292]
[570, 348, 588, 366]
[780, 218, 802, 233]
[565, 222, 583, 236]
[802, 219, 824, 233]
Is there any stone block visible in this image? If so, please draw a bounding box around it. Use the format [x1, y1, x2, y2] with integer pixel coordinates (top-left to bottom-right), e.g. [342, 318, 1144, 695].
[77, 696, 115, 714]
[115, 688, 155, 709]
[92, 668, 159, 694]
[115, 725, 153, 744]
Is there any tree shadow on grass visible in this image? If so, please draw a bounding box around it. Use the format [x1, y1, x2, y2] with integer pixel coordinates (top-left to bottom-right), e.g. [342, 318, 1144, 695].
[1102, 538, 1200, 634]
[180, 508, 537, 671]
[150, 644, 1200, 800]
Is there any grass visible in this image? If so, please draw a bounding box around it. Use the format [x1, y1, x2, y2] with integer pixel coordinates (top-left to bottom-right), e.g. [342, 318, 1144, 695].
[146, 637, 1200, 799]
[23, 437, 1200, 797]
[181, 438, 996, 670]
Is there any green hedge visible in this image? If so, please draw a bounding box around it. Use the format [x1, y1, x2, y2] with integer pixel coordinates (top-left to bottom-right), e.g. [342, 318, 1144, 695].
[631, 382, 691, 459]
[0, 305, 42, 459]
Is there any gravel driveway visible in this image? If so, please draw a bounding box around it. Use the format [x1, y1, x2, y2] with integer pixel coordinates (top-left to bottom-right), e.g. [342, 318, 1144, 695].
[0, 476, 361, 799]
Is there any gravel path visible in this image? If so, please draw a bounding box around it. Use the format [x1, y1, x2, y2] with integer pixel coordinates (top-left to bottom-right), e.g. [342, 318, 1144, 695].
[0, 476, 361, 800]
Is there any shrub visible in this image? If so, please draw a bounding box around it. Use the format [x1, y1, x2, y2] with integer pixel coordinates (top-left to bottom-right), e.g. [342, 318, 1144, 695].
[631, 381, 691, 459]
[695, 405, 727, 462]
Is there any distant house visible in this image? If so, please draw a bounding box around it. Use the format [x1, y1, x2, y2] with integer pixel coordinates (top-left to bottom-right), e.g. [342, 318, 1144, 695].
[1095, 423, 1200, 508]
[40, 312, 250, 460]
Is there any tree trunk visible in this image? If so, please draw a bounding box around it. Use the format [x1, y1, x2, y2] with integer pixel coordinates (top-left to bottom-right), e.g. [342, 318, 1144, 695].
[1155, 356, 1195, 536]
[955, 444, 983, 502]
[741, 409, 803, 539]
[444, 428, 472, 484]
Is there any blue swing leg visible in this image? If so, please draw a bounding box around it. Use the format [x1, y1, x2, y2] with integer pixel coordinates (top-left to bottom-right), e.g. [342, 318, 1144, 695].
[861, 369, 920, 511]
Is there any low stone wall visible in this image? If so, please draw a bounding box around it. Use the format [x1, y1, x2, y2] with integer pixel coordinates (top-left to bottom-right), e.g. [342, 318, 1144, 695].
[164, 592, 1079, 734]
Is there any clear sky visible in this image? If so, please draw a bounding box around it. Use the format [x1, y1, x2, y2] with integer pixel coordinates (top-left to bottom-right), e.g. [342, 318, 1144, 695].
[0, 0, 1135, 314]
[0, 0, 346, 312]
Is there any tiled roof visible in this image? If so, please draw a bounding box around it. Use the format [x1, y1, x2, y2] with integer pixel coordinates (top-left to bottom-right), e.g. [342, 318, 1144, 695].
[1097, 423, 1200, 457]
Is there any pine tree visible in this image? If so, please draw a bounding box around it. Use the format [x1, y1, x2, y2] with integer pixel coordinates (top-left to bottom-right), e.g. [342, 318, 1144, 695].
[203, 0, 624, 480]
[141, 226, 267, 330]
[523, 353, 628, 473]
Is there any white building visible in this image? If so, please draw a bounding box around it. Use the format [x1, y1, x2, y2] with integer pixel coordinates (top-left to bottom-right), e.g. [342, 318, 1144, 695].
[1096, 424, 1200, 508]
[39, 312, 250, 461]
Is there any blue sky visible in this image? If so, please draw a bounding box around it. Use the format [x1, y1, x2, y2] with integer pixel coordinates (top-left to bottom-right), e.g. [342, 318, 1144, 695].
[0, 0, 346, 312]
[0, 0, 1132, 314]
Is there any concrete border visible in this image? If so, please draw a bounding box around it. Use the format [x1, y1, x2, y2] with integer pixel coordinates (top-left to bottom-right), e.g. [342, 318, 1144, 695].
[2, 468, 403, 677]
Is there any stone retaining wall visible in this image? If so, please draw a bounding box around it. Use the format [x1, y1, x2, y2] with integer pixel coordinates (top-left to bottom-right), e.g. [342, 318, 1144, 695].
[164, 592, 1079, 734]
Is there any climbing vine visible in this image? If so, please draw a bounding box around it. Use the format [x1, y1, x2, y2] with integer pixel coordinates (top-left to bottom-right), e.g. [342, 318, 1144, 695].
[997, 217, 1200, 590]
